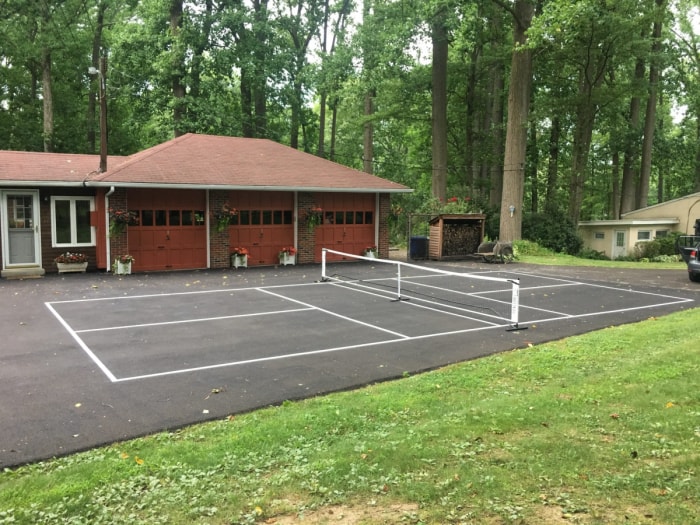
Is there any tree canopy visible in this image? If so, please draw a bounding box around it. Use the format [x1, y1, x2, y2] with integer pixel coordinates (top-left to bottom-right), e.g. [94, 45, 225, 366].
[1, 0, 699, 241]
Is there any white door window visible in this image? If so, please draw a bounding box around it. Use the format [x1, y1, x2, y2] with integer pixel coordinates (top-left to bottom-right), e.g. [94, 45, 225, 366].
[612, 230, 626, 259]
[2, 191, 41, 267]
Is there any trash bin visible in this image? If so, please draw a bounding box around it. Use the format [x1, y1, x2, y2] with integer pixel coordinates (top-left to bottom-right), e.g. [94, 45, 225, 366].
[409, 236, 429, 259]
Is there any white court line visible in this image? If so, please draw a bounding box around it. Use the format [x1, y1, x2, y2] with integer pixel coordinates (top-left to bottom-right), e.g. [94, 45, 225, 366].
[75, 307, 313, 333]
[46, 273, 694, 383]
[45, 302, 118, 382]
[258, 288, 411, 339]
[114, 320, 512, 382]
[326, 279, 505, 326]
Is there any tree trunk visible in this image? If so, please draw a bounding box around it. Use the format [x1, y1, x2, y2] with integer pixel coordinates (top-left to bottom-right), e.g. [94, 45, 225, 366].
[363, 89, 374, 174]
[42, 47, 53, 152]
[431, 7, 448, 202]
[253, 0, 269, 138]
[88, 2, 106, 154]
[638, 0, 665, 209]
[489, 61, 505, 208]
[170, 0, 185, 137]
[527, 118, 538, 213]
[611, 151, 621, 219]
[544, 117, 560, 212]
[620, 55, 646, 215]
[498, 0, 534, 242]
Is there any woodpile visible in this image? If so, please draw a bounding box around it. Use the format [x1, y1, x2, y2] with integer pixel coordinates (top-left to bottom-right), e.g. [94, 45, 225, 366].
[428, 214, 486, 260]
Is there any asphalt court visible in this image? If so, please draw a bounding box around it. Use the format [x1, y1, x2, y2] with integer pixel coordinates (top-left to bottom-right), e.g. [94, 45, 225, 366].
[46, 267, 694, 384]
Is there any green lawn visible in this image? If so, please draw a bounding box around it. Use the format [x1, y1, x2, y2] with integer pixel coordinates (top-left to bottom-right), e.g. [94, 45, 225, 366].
[1, 286, 698, 524]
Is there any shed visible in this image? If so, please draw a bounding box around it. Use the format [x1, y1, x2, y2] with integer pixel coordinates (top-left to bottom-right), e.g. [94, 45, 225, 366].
[428, 213, 486, 260]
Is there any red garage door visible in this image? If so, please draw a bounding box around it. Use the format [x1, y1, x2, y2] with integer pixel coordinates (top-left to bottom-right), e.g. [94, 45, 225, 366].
[127, 189, 207, 271]
[227, 191, 294, 266]
[314, 193, 376, 262]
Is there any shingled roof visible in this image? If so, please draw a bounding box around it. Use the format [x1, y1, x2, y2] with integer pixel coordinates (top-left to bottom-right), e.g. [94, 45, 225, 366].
[91, 134, 411, 193]
[0, 150, 125, 185]
[1, 134, 412, 194]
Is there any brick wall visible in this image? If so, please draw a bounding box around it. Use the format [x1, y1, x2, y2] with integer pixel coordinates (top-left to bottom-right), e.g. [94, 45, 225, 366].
[108, 188, 129, 267]
[297, 192, 318, 264]
[378, 193, 391, 259]
[209, 190, 231, 269]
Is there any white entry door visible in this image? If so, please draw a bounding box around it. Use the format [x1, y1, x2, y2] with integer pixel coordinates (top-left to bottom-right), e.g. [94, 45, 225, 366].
[612, 230, 626, 259]
[2, 191, 42, 267]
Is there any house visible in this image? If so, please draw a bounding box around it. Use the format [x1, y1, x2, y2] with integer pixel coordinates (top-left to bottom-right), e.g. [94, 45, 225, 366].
[0, 134, 412, 278]
[578, 192, 700, 258]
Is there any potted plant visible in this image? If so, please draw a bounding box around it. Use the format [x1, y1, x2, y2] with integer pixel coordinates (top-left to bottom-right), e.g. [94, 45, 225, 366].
[55, 252, 88, 274]
[363, 245, 378, 259]
[112, 254, 135, 275]
[302, 206, 323, 231]
[108, 208, 139, 237]
[230, 247, 249, 269]
[212, 202, 238, 232]
[278, 246, 297, 266]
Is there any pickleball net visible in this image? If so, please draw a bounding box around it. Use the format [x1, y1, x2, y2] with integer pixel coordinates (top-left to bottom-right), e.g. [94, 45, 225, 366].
[320, 248, 523, 330]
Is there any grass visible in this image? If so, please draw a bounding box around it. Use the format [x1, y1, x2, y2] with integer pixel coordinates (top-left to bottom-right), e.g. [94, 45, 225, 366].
[518, 253, 685, 270]
[1, 306, 699, 524]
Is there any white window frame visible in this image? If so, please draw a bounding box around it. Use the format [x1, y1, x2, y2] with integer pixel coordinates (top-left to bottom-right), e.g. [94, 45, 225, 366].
[637, 230, 652, 241]
[594, 232, 605, 240]
[51, 196, 96, 247]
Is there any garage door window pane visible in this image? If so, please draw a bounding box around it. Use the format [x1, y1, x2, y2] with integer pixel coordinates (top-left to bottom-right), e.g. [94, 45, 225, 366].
[195, 211, 205, 225]
[251, 210, 261, 225]
[284, 210, 292, 224]
[141, 210, 153, 226]
[355, 211, 364, 224]
[345, 211, 354, 224]
[155, 210, 167, 226]
[365, 211, 373, 224]
[239, 210, 249, 225]
[262, 210, 272, 225]
[169, 210, 181, 226]
[182, 210, 193, 226]
[335, 211, 344, 224]
[273, 210, 282, 224]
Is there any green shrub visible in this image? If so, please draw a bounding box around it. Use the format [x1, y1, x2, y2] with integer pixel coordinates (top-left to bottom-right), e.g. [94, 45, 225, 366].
[513, 240, 554, 256]
[579, 248, 610, 260]
[522, 211, 583, 255]
[635, 232, 683, 259]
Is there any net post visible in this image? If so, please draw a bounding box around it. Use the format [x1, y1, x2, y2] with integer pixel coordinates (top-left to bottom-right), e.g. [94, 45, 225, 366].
[321, 248, 329, 282]
[390, 260, 409, 302]
[507, 278, 527, 331]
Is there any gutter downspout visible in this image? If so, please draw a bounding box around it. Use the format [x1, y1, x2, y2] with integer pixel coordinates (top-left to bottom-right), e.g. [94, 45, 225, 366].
[105, 186, 115, 272]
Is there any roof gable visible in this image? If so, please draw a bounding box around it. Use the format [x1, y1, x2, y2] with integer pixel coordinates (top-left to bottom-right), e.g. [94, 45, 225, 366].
[92, 134, 411, 193]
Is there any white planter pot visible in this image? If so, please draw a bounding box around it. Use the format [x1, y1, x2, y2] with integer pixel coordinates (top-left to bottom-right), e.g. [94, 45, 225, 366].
[115, 261, 132, 275]
[57, 262, 88, 274]
[364, 251, 377, 259]
[231, 254, 248, 269]
[279, 253, 296, 266]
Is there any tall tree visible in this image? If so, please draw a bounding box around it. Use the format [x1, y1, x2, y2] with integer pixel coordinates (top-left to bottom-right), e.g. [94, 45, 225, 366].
[638, 0, 666, 209]
[496, 0, 534, 242]
[431, 4, 449, 202]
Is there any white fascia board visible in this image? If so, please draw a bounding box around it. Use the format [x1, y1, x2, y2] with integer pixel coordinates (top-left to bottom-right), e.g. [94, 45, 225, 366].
[85, 182, 414, 193]
[578, 218, 679, 227]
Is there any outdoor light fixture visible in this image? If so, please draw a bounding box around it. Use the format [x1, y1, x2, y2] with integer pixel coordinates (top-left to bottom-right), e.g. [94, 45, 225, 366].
[509, 205, 516, 217]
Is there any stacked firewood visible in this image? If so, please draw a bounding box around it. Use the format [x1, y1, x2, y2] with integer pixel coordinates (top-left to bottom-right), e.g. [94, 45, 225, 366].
[440, 223, 482, 256]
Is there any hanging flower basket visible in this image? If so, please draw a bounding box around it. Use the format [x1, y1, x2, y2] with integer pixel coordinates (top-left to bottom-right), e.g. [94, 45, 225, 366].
[108, 208, 139, 237]
[212, 203, 238, 232]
